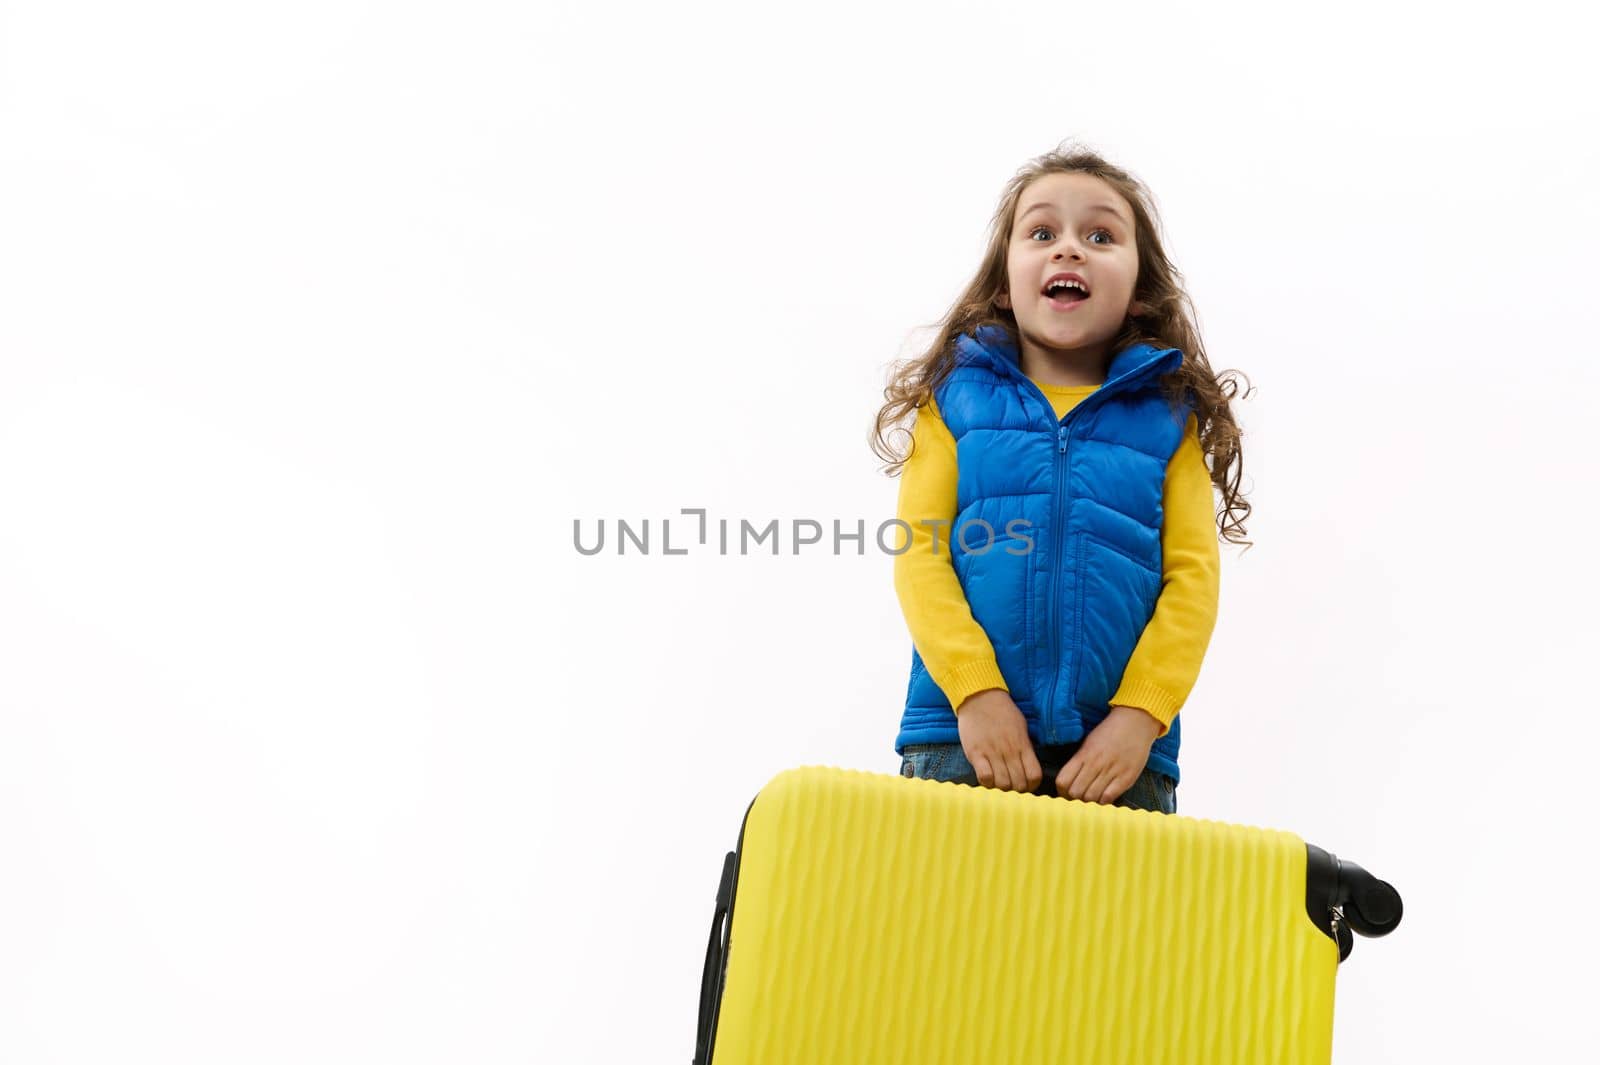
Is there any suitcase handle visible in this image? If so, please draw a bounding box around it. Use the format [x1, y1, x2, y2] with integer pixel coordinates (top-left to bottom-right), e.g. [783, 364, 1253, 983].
[692, 850, 738, 1065]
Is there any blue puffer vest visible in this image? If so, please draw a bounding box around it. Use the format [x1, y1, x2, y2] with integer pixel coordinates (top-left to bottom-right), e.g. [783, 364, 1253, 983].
[895, 324, 1194, 782]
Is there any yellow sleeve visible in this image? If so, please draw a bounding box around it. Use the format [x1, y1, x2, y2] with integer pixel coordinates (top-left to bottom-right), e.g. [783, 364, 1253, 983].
[891, 398, 1010, 714]
[1109, 412, 1221, 737]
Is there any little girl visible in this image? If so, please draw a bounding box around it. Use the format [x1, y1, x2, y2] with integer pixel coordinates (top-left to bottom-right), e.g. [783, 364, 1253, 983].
[872, 141, 1252, 814]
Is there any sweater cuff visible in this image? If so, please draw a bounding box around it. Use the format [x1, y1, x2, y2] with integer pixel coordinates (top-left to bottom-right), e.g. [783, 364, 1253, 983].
[938, 658, 1010, 715]
[1108, 678, 1183, 737]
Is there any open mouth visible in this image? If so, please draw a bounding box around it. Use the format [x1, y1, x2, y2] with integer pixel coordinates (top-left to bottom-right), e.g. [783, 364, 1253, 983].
[1044, 290, 1089, 310]
[1042, 278, 1090, 309]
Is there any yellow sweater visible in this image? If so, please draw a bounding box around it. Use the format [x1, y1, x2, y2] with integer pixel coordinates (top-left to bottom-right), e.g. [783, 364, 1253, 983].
[892, 381, 1220, 737]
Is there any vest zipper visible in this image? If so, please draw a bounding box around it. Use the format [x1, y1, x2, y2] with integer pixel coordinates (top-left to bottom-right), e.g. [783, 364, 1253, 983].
[1046, 419, 1074, 740]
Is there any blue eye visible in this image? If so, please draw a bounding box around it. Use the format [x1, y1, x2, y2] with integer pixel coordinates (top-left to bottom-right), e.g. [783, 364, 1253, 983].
[1029, 225, 1115, 244]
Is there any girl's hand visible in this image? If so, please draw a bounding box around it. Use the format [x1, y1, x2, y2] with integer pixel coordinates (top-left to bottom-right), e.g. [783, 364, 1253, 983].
[1056, 705, 1163, 804]
[955, 689, 1043, 793]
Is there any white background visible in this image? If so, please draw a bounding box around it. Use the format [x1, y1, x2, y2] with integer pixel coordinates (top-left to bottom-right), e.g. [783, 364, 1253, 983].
[2, 1, 1596, 1061]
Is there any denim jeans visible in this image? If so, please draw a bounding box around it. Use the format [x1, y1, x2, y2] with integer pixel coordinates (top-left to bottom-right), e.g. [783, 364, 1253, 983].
[899, 741, 1177, 815]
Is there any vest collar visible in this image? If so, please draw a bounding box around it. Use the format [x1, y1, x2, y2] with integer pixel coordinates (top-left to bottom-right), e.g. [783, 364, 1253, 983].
[959, 323, 1182, 396]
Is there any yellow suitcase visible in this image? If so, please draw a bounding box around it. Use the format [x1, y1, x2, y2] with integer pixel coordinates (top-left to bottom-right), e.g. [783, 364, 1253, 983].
[693, 765, 1401, 1065]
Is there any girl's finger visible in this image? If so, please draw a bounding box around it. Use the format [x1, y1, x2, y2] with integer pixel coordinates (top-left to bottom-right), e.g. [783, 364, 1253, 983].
[999, 749, 1025, 791]
[971, 751, 995, 789]
[1100, 770, 1134, 805]
[1081, 762, 1117, 803]
[1055, 757, 1083, 799]
[983, 749, 1006, 790]
[1067, 755, 1107, 800]
[1022, 747, 1043, 792]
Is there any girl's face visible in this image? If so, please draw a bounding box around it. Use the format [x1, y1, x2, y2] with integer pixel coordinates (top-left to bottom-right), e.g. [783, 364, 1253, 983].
[997, 172, 1141, 374]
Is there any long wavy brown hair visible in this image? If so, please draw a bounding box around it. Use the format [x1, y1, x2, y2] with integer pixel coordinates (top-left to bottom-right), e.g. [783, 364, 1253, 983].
[869, 140, 1253, 548]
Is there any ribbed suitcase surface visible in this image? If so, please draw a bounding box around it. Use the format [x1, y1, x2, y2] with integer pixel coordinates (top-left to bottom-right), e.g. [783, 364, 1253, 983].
[698, 765, 1361, 1065]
